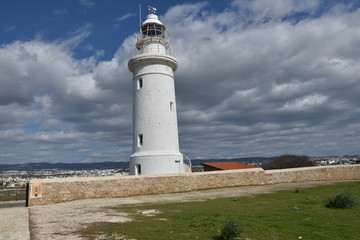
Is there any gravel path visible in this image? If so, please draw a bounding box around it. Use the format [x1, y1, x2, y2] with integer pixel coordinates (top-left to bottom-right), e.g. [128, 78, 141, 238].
[29, 180, 356, 240]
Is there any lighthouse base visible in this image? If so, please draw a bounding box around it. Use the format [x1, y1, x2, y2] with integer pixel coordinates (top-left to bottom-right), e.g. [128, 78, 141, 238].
[130, 153, 185, 175]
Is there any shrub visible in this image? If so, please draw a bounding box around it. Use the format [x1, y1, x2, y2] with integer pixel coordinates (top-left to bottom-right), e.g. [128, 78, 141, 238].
[261, 155, 315, 170]
[326, 191, 357, 209]
[219, 219, 242, 240]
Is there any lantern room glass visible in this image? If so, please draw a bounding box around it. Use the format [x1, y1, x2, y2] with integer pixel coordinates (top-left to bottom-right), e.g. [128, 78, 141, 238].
[141, 24, 165, 38]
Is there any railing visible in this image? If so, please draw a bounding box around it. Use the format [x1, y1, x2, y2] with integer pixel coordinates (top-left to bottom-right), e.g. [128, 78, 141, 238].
[130, 46, 175, 58]
[137, 32, 169, 42]
[0, 189, 27, 202]
[183, 154, 192, 173]
[130, 33, 176, 58]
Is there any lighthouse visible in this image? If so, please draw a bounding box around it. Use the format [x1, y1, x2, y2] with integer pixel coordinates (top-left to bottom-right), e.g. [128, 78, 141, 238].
[128, 8, 189, 175]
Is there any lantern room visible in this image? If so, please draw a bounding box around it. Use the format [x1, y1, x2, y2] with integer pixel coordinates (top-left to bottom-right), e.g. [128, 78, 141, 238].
[141, 14, 165, 39]
[135, 13, 170, 52]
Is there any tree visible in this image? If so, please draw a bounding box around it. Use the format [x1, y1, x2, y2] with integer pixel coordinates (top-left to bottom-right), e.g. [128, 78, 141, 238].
[261, 154, 315, 170]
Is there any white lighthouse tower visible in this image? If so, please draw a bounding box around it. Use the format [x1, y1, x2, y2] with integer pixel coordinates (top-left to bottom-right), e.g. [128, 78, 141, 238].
[128, 8, 189, 175]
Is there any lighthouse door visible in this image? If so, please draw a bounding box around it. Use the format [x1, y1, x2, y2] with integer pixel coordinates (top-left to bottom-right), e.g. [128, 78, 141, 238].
[135, 164, 142, 175]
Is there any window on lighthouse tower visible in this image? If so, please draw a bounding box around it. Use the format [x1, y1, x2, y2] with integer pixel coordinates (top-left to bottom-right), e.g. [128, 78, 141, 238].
[170, 101, 174, 112]
[137, 78, 143, 89]
[137, 134, 143, 147]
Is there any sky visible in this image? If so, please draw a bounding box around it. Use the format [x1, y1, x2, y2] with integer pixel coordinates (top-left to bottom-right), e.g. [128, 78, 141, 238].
[1, 0, 360, 164]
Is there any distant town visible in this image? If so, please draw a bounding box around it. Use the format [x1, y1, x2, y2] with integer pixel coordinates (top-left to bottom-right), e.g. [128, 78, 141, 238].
[0, 168, 129, 188]
[1, 156, 359, 188]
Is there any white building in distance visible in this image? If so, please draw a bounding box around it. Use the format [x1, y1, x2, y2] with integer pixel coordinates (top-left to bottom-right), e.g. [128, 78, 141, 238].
[128, 10, 190, 175]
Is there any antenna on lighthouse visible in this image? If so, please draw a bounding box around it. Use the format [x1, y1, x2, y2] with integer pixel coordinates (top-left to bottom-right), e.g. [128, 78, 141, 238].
[139, 4, 142, 26]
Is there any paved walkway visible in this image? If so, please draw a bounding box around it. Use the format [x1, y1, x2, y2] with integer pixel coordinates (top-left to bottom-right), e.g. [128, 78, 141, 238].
[0, 206, 30, 240]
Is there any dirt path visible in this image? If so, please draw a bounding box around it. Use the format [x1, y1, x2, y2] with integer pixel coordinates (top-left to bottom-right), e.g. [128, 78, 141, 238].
[29, 180, 357, 240]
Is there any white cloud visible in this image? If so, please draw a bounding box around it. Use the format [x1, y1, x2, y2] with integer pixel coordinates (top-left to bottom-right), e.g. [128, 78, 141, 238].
[280, 94, 328, 111]
[117, 13, 136, 22]
[114, 13, 137, 29]
[232, 0, 320, 21]
[0, 24, 134, 163]
[4, 25, 16, 32]
[79, 0, 94, 9]
[163, 0, 360, 158]
[53, 8, 69, 16]
[1, 0, 360, 164]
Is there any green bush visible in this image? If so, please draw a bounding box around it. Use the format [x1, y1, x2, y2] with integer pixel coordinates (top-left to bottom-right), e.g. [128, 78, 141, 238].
[326, 191, 357, 209]
[261, 154, 315, 170]
[219, 219, 242, 240]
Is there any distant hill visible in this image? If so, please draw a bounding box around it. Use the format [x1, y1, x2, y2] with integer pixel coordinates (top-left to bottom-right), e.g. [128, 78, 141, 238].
[191, 157, 275, 166]
[0, 157, 274, 171]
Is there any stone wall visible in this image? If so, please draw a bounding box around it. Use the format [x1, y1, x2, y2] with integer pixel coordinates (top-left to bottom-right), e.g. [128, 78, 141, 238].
[28, 165, 360, 206]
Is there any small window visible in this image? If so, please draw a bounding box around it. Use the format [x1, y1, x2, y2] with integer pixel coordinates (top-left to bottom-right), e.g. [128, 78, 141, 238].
[136, 164, 141, 175]
[148, 24, 156, 36]
[137, 78, 143, 89]
[138, 134, 143, 147]
[170, 101, 174, 112]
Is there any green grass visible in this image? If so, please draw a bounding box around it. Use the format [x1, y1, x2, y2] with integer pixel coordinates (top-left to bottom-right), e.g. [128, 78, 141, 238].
[0, 185, 24, 190]
[81, 182, 360, 240]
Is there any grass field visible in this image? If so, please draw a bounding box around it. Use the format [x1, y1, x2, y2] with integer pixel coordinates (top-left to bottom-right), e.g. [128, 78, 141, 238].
[0, 187, 26, 201]
[81, 182, 360, 240]
[0, 185, 25, 190]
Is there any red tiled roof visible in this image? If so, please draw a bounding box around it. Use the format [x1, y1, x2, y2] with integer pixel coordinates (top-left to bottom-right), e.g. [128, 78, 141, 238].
[201, 162, 258, 170]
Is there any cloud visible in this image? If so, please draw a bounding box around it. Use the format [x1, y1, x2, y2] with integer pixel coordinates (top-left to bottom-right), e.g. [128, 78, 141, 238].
[114, 13, 137, 29]
[280, 94, 328, 111]
[232, 0, 320, 22]
[0, 0, 360, 164]
[4, 25, 16, 32]
[79, 0, 94, 9]
[117, 13, 136, 22]
[0, 25, 133, 163]
[54, 8, 69, 16]
[162, 0, 360, 158]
